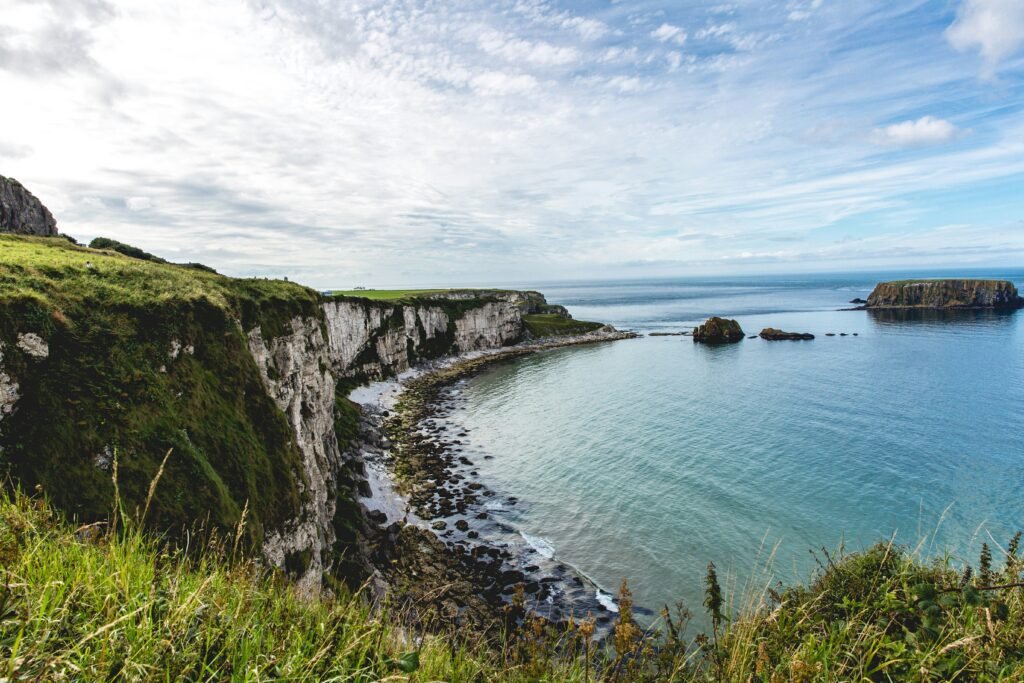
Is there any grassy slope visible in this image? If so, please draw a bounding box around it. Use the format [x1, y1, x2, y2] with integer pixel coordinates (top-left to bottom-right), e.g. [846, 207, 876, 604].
[0, 235, 323, 546]
[523, 313, 603, 337]
[2, 490, 1022, 681]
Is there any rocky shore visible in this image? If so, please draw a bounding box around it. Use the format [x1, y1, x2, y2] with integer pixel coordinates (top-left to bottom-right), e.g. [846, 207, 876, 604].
[346, 326, 638, 632]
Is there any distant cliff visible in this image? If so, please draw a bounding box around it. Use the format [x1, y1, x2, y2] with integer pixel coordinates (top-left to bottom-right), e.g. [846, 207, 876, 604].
[866, 279, 1023, 309]
[0, 176, 58, 236]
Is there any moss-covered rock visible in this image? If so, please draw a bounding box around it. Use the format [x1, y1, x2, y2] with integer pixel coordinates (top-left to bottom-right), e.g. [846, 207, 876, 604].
[759, 328, 814, 340]
[692, 316, 744, 343]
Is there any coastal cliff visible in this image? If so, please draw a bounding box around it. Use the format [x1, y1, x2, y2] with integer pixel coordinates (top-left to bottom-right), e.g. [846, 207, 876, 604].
[866, 279, 1024, 309]
[0, 234, 595, 590]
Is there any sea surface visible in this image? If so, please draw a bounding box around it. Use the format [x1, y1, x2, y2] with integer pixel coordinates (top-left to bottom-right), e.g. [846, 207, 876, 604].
[442, 270, 1024, 621]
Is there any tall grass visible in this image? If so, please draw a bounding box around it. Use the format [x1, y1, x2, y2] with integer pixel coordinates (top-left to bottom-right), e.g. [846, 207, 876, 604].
[1, 485, 1022, 681]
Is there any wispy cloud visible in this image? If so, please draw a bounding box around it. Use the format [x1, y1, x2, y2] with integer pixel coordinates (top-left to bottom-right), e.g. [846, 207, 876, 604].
[651, 23, 687, 46]
[872, 116, 962, 146]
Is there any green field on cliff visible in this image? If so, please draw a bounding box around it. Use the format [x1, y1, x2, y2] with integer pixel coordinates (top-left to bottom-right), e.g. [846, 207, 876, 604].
[0, 235, 323, 553]
[330, 288, 454, 300]
[523, 313, 604, 337]
[3, 488, 1022, 681]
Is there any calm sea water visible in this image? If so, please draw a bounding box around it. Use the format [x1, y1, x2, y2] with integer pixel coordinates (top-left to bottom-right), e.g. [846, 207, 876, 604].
[448, 271, 1024, 618]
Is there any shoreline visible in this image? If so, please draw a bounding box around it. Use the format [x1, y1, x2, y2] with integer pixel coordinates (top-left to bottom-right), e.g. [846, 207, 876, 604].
[347, 326, 638, 630]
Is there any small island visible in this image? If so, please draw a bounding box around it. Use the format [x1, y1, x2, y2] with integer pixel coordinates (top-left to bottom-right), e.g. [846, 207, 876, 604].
[863, 279, 1023, 309]
[692, 316, 744, 343]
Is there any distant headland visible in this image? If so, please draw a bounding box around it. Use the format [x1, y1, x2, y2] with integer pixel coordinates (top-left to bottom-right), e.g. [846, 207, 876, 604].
[861, 279, 1023, 310]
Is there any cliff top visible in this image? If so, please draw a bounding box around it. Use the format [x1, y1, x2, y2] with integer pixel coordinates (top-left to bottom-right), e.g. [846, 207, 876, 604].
[875, 278, 1014, 287]
[0, 234, 322, 338]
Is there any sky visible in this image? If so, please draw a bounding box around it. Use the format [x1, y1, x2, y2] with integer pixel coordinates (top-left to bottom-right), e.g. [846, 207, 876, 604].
[1, 0, 1023, 287]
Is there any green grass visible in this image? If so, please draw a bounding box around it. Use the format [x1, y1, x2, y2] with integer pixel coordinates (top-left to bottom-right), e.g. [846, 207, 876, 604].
[0, 235, 324, 549]
[3, 488, 1022, 681]
[330, 288, 454, 301]
[523, 313, 604, 338]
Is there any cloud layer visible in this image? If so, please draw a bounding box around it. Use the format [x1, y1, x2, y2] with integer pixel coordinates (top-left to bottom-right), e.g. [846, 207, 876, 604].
[1, 0, 1023, 286]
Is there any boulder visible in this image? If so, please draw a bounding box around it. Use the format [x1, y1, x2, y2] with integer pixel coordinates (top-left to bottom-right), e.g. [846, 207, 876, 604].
[0, 175, 58, 236]
[849, 298, 868, 305]
[759, 328, 814, 341]
[865, 279, 1023, 309]
[692, 317, 744, 344]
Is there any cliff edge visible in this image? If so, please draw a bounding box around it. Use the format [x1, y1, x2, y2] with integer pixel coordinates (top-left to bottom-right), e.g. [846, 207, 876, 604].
[865, 279, 1023, 309]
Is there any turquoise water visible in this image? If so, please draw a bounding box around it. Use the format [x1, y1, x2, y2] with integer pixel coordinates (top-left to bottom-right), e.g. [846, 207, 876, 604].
[450, 272, 1024, 618]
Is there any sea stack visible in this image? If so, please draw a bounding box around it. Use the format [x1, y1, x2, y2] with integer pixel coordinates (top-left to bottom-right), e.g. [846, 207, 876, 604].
[692, 316, 744, 343]
[865, 279, 1024, 309]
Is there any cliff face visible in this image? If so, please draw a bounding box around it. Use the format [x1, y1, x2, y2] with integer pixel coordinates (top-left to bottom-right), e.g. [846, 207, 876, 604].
[866, 279, 1024, 309]
[245, 295, 527, 590]
[0, 176, 58, 236]
[0, 236, 544, 591]
[323, 297, 524, 381]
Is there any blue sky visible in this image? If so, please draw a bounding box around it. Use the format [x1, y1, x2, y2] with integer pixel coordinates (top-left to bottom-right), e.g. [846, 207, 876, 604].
[1, 0, 1023, 287]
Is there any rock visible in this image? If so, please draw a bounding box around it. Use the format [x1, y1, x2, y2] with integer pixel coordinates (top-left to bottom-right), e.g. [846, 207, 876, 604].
[692, 317, 744, 344]
[825, 333, 836, 337]
[16, 333, 49, 358]
[431, 520, 448, 531]
[865, 279, 1024, 309]
[849, 297, 868, 305]
[0, 175, 58, 236]
[759, 328, 814, 341]
[455, 519, 469, 532]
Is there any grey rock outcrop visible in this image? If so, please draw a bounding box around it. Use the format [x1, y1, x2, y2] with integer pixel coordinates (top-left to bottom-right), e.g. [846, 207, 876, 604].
[759, 328, 814, 341]
[0, 176, 58, 236]
[865, 280, 1023, 309]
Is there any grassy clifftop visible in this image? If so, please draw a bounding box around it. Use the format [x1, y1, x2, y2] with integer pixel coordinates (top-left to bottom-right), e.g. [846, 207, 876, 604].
[0, 235, 323, 547]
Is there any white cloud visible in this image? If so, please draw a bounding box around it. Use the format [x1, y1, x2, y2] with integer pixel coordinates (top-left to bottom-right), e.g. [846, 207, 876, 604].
[872, 116, 961, 146]
[947, 0, 1024, 77]
[560, 16, 608, 41]
[651, 23, 686, 46]
[469, 70, 538, 95]
[125, 196, 153, 211]
[478, 31, 578, 66]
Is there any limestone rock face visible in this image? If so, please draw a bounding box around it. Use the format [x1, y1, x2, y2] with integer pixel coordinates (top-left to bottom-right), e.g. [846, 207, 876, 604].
[247, 316, 340, 595]
[0, 345, 20, 421]
[692, 316, 744, 343]
[866, 280, 1024, 309]
[759, 328, 814, 341]
[0, 176, 58, 236]
[247, 294, 530, 588]
[323, 297, 525, 380]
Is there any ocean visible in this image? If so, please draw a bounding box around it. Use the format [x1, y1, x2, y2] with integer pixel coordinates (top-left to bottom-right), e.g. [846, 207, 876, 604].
[439, 270, 1024, 621]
